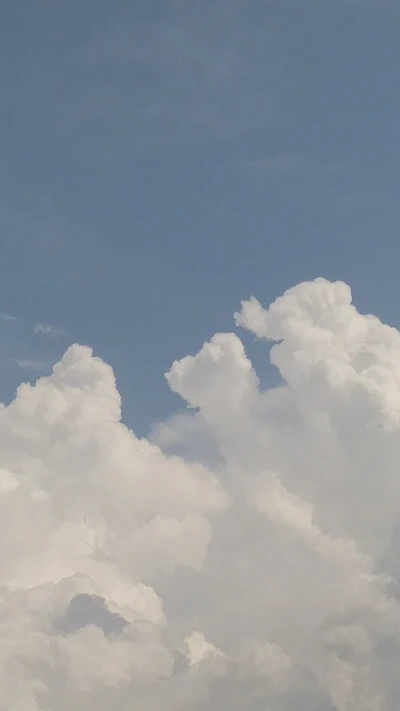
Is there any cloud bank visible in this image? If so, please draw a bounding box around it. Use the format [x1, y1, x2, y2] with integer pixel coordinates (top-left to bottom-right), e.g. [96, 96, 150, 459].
[2, 278, 400, 709]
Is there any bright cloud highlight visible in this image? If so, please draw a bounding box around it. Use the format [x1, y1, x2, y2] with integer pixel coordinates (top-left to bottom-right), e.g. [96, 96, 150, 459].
[2, 278, 400, 710]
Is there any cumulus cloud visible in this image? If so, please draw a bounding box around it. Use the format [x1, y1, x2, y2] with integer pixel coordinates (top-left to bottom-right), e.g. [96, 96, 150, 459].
[2, 278, 400, 708]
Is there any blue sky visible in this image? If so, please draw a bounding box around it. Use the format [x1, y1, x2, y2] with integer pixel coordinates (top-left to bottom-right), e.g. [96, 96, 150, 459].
[1, 0, 400, 435]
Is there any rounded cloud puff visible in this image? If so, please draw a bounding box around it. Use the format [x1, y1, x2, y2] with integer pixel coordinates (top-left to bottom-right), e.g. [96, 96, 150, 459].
[3, 278, 400, 710]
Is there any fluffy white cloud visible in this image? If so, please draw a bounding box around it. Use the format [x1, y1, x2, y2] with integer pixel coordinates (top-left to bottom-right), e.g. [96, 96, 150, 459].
[3, 278, 400, 709]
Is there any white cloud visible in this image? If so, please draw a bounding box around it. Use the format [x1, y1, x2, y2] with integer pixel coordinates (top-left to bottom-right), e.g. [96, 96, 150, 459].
[184, 631, 226, 668]
[3, 279, 400, 708]
[33, 322, 63, 336]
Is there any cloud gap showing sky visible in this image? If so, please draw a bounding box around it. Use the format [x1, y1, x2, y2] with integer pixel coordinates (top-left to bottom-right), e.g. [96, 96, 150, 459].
[2, 278, 400, 709]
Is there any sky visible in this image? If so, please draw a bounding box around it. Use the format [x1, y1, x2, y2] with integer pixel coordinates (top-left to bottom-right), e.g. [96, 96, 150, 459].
[3, 1, 400, 709]
[2, 0, 400, 433]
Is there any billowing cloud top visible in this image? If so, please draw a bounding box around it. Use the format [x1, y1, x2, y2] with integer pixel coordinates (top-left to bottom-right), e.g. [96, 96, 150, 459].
[2, 278, 400, 709]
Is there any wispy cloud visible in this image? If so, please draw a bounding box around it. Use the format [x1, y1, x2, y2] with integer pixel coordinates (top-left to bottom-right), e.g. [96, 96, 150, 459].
[15, 358, 49, 372]
[241, 153, 304, 177]
[0, 312, 17, 323]
[33, 323, 65, 337]
[66, 0, 280, 144]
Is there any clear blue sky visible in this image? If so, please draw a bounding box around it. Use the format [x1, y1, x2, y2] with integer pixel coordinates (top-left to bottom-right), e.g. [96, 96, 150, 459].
[1, 0, 400, 434]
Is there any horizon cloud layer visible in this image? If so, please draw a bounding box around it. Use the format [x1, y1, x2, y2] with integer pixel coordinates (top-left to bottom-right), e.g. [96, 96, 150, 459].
[2, 278, 400, 709]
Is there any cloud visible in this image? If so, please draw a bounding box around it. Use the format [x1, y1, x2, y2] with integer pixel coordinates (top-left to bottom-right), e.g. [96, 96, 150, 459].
[33, 322, 64, 336]
[3, 279, 400, 708]
[70, 0, 279, 144]
[241, 153, 304, 176]
[0, 311, 17, 322]
[16, 358, 49, 371]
